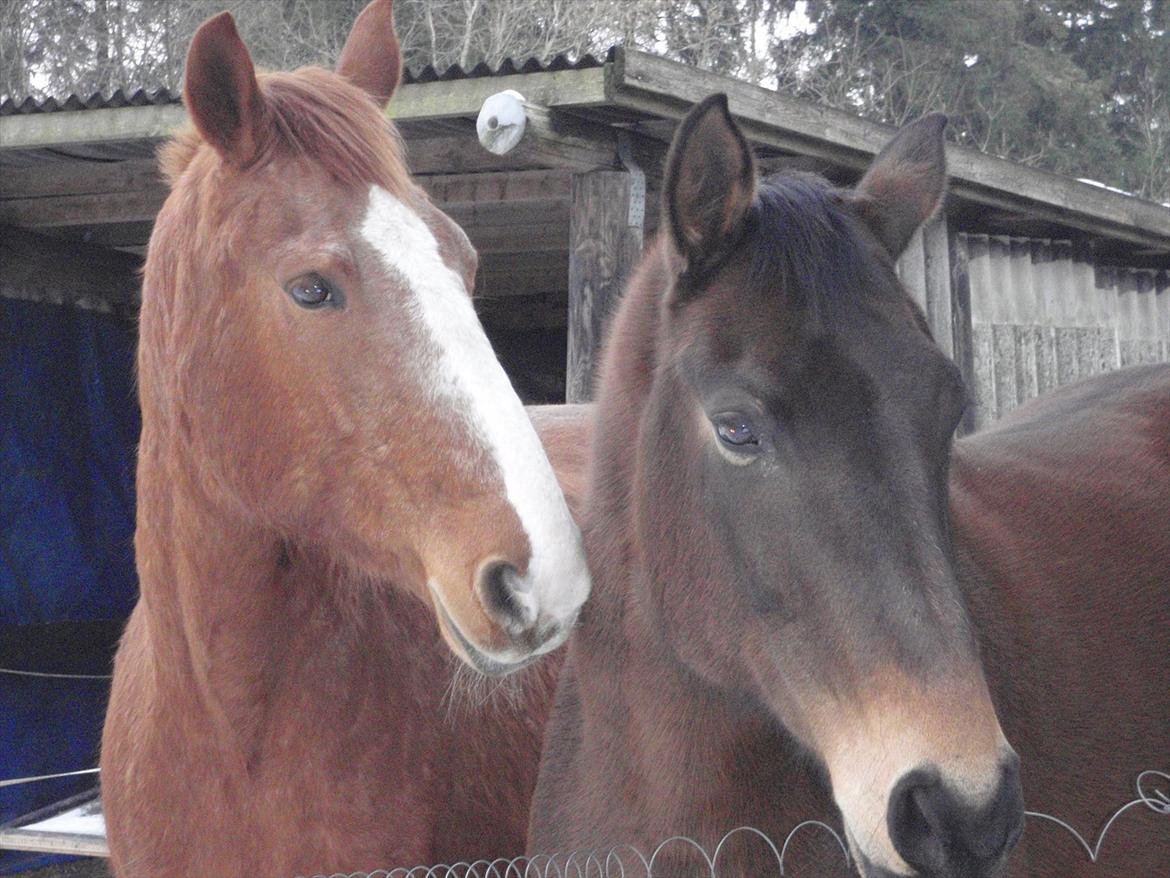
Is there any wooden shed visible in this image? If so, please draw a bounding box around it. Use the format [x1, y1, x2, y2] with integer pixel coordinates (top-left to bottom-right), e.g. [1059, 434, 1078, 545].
[3, 46, 1169, 422]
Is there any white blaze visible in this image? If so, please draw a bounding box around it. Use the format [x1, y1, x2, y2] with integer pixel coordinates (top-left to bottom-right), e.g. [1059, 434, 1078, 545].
[359, 185, 590, 642]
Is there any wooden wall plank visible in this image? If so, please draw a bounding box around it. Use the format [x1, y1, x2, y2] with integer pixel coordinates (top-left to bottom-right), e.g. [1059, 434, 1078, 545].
[0, 187, 165, 227]
[1157, 270, 1170, 362]
[1008, 239, 1039, 401]
[0, 157, 161, 198]
[420, 169, 572, 205]
[948, 232, 976, 435]
[1030, 241, 1059, 393]
[921, 214, 953, 358]
[897, 226, 927, 313]
[965, 234, 992, 325]
[970, 325, 997, 432]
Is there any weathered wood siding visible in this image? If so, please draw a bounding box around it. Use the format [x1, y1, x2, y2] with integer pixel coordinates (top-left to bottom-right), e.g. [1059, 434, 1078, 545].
[896, 215, 955, 359]
[943, 232, 1169, 431]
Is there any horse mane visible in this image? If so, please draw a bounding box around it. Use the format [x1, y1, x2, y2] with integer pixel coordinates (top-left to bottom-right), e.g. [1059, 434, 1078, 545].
[160, 66, 412, 197]
[745, 174, 903, 322]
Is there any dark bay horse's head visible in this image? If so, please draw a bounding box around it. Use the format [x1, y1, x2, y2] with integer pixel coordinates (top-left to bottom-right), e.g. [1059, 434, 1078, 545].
[138, 0, 589, 674]
[633, 95, 1023, 877]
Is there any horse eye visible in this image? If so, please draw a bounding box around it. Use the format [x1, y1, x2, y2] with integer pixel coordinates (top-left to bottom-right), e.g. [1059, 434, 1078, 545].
[286, 273, 338, 309]
[715, 416, 760, 449]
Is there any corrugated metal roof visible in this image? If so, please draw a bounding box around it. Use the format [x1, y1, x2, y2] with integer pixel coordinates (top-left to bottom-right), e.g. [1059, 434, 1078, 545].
[0, 87, 178, 115]
[0, 51, 609, 116]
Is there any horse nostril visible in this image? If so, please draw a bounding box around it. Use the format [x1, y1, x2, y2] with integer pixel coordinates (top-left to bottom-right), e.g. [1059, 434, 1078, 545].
[889, 769, 948, 875]
[888, 762, 1024, 878]
[476, 560, 537, 635]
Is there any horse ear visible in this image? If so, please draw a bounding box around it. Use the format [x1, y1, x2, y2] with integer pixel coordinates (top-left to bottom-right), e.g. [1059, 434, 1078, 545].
[664, 93, 756, 271]
[184, 12, 268, 166]
[849, 113, 948, 257]
[337, 0, 402, 108]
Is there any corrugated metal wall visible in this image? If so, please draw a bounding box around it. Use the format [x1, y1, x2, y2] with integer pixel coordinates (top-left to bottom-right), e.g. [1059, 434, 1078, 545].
[898, 228, 1168, 433]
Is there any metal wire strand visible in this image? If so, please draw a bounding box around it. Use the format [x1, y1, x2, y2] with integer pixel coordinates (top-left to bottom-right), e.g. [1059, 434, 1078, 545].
[0, 667, 112, 680]
[299, 770, 1170, 878]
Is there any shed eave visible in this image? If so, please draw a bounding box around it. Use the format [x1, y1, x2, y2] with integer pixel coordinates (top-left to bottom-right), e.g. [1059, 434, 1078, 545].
[608, 48, 1170, 256]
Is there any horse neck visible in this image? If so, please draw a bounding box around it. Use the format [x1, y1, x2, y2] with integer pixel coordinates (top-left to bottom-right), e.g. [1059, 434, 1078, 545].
[133, 425, 355, 760]
[574, 241, 720, 756]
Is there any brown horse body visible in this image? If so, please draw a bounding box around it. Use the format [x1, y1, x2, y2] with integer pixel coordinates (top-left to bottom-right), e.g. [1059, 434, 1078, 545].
[953, 365, 1170, 876]
[101, 3, 591, 875]
[529, 95, 1169, 878]
[530, 369, 1169, 876]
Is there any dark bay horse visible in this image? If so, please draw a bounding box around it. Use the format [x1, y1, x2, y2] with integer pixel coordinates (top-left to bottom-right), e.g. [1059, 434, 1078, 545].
[528, 94, 1169, 878]
[100, 2, 589, 875]
[951, 366, 1169, 877]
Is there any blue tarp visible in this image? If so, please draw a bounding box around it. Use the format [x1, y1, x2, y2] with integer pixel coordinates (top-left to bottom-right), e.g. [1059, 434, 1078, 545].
[1, 298, 140, 873]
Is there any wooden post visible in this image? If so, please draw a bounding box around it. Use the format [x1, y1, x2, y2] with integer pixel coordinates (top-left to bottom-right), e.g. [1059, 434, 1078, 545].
[566, 170, 643, 403]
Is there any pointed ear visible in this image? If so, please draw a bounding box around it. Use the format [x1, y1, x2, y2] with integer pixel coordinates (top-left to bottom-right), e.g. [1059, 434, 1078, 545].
[664, 93, 756, 270]
[184, 12, 268, 166]
[337, 0, 402, 108]
[849, 113, 948, 257]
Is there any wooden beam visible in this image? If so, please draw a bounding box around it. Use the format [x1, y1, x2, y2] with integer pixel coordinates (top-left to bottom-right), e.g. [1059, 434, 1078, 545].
[442, 199, 567, 229]
[390, 67, 609, 121]
[610, 48, 1170, 254]
[503, 102, 621, 172]
[567, 170, 644, 403]
[0, 186, 165, 227]
[0, 67, 609, 152]
[0, 104, 184, 150]
[0, 164, 570, 230]
[405, 130, 614, 175]
[405, 108, 667, 176]
[0, 225, 141, 316]
[470, 92, 666, 180]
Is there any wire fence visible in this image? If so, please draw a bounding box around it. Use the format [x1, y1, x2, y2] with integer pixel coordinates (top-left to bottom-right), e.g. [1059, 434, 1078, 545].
[0, 761, 1165, 874]
[299, 770, 1169, 878]
[0, 671, 1165, 877]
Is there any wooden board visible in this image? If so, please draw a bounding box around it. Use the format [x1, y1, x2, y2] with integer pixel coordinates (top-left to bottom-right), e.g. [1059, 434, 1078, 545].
[0, 791, 108, 858]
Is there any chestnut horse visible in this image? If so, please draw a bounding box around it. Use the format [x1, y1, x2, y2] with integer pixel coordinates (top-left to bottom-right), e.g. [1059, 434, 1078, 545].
[100, 2, 590, 875]
[528, 95, 1169, 878]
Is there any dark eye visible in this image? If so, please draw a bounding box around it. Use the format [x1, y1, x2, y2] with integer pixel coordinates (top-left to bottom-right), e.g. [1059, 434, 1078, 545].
[286, 273, 339, 309]
[714, 415, 760, 449]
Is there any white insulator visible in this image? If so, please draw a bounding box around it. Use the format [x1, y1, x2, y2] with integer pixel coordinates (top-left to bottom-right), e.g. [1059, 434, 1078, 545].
[476, 90, 527, 155]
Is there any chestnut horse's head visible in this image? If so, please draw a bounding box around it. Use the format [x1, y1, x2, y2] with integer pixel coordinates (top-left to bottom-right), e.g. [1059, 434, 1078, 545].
[138, 0, 589, 674]
[629, 96, 1022, 876]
